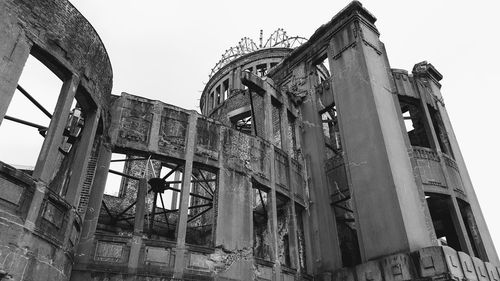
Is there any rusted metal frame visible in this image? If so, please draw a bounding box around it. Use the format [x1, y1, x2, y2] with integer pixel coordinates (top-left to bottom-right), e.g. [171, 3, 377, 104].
[189, 203, 213, 209]
[187, 206, 212, 223]
[165, 179, 215, 185]
[102, 201, 115, 220]
[162, 164, 182, 180]
[108, 169, 141, 181]
[194, 167, 215, 195]
[110, 157, 149, 163]
[3, 115, 47, 130]
[190, 177, 214, 198]
[113, 187, 153, 220]
[149, 192, 158, 234]
[17, 84, 53, 119]
[166, 186, 213, 202]
[248, 90, 258, 137]
[159, 193, 171, 230]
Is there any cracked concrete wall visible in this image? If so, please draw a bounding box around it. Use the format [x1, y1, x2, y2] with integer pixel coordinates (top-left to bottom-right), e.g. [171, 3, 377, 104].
[0, 0, 112, 280]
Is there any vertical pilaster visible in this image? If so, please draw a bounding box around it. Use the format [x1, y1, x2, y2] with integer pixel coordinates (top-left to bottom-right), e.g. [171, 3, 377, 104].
[420, 67, 499, 263]
[327, 14, 432, 261]
[0, 27, 30, 125]
[173, 113, 197, 279]
[262, 85, 281, 280]
[128, 178, 147, 272]
[33, 74, 79, 182]
[280, 105, 300, 273]
[73, 140, 112, 266]
[65, 108, 100, 206]
[296, 60, 342, 274]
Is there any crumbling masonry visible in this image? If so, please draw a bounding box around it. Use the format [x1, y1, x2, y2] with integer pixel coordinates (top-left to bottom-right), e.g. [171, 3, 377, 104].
[0, 1, 498, 281]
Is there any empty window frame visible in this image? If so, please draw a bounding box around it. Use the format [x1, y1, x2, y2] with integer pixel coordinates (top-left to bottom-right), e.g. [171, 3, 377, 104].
[256, 63, 268, 78]
[426, 193, 462, 251]
[231, 111, 253, 135]
[216, 85, 221, 105]
[223, 79, 229, 100]
[320, 104, 341, 158]
[253, 182, 272, 261]
[428, 105, 454, 158]
[209, 91, 215, 110]
[0, 51, 92, 196]
[276, 193, 292, 268]
[186, 165, 217, 247]
[287, 112, 298, 159]
[295, 203, 307, 272]
[457, 199, 487, 260]
[272, 100, 282, 149]
[314, 53, 331, 84]
[0, 54, 62, 170]
[398, 96, 431, 148]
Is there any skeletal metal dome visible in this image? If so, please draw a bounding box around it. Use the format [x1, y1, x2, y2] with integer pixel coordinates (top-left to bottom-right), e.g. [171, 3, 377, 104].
[209, 28, 306, 78]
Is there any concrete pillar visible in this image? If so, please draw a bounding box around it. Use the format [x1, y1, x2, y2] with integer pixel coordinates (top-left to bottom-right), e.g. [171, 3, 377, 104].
[326, 17, 432, 261]
[263, 86, 281, 281]
[297, 62, 342, 272]
[416, 64, 499, 263]
[173, 113, 197, 279]
[128, 178, 147, 273]
[170, 171, 181, 210]
[72, 139, 112, 267]
[65, 108, 100, 206]
[0, 26, 30, 126]
[413, 77, 475, 255]
[33, 74, 79, 182]
[280, 106, 300, 272]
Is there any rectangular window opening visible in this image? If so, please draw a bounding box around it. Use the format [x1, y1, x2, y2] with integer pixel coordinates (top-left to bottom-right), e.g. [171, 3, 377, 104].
[186, 166, 217, 247]
[314, 54, 331, 84]
[231, 111, 253, 135]
[253, 182, 271, 261]
[426, 193, 462, 251]
[223, 79, 229, 100]
[428, 105, 454, 158]
[272, 100, 282, 148]
[277, 194, 291, 268]
[256, 63, 268, 78]
[295, 203, 307, 273]
[216, 85, 221, 105]
[398, 97, 431, 148]
[320, 104, 342, 158]
[0, 54, 63, 171]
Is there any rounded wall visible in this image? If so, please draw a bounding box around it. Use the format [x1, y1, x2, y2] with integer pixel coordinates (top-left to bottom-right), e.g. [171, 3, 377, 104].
[201, 48, 291, 119]
[0, 1, 112, 280]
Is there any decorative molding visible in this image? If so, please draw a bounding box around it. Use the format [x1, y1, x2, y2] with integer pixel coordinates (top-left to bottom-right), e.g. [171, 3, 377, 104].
[331, 41, 357, 60]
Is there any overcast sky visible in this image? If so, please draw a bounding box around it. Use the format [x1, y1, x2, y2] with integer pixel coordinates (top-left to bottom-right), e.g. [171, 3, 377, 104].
[14, 0, 499, 255]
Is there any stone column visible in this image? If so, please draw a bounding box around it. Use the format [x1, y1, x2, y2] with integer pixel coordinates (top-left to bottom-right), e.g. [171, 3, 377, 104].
[417, 64, 499, 263]
[33, 75, 79, 182]
[71, 139, 111, 274]
[263, 84, 281, 281]
[297, 61, 342, 273]
[326, 12, 432, 261]
[127, 178, 147, 272]
[173, 113, 198, 279]
[413, 71, 474, 255]
[0, 26, 30, 125]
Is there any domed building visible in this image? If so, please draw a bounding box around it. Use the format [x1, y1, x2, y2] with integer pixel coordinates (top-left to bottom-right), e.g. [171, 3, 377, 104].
[0, 1, 498, 281]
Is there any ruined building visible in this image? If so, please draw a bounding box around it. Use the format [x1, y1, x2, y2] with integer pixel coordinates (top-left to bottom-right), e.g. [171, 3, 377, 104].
[0, 1, 498, 280]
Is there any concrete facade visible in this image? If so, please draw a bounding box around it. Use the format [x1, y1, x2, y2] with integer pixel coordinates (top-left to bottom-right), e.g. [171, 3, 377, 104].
[0, 1, 498, 281]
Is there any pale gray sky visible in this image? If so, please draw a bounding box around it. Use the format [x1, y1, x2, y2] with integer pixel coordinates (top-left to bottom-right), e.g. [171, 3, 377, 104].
[3, 0, 499, 256]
